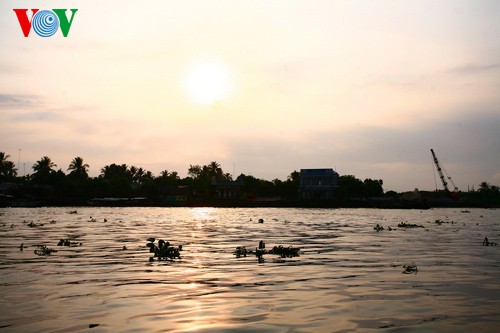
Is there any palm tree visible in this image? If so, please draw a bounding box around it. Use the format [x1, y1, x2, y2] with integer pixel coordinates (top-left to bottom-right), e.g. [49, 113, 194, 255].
[206, 161, 224, 180]
[67, 157, 89, 179]
[188, 164, 202, 179]
[135, 167, 145, 183]
[32, 156, 56, 183]
[0, 152, 17, 179]
[0, 152, 11, 164]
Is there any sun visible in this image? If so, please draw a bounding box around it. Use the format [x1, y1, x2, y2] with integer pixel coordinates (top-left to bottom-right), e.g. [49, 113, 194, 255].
[182, 59, 234, 105]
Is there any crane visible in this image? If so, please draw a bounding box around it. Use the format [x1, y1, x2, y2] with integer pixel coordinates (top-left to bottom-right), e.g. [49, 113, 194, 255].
[430, 149, 458, 193]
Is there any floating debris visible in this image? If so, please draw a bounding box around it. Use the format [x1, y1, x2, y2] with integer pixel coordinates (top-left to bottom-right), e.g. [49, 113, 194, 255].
[461, 210, 471, 213]
[68, 210, 78, 214]
[434, 219, 455, 225]
[398, 222, 424, 228]
[259, 240, 266, 249]
[57, 239, 71, 246]
[234, 246, 248, 257]
[27, 221, 43, 228]
[402, 264, 418, 274]
[268, 245, 300, 258]
[234, 243, 300, 260]
[374, 224, 384, 232]
[34, 245, 57, 256]
[146, 238, 183, 261]
[258, 218, 264, 223]
[88, 216, 97, 222]
[122, 245, 127, 250]
[19, 243, 24, 251]
[89, 324, 100, 328]
[482, 237, 498, 246]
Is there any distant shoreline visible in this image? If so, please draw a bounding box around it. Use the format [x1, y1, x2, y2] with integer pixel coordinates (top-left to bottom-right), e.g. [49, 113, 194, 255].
[3, 199, 498, 209]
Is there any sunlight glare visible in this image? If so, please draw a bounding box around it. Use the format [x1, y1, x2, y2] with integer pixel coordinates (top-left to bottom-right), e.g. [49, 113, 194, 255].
[182, 59, 234, 105]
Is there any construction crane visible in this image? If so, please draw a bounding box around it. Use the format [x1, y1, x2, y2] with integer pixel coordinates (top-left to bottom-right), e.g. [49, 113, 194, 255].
[430, 149, 458, 192]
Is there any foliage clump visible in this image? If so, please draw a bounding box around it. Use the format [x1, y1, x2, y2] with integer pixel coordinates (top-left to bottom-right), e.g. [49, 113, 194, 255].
[34, 245, 57, 256]
[146, 238, 183, 261]
[233, 242, 300, 261]
[402, 264, 418, 274]
[268, 245, 300, 258]
[482, 237, 497, 246]
[398, 222, 424, 228]
[27, 221, 43, 228]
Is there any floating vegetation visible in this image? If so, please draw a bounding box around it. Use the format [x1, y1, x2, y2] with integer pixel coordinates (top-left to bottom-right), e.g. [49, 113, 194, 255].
[89, 324, 100, 328]
[482, 237, 498, 246]
[233, 243, 300, 261]
[146, 238, 183, 261]
[19, 243, 24, 251]
[27, 221, 43, 228]
[268, 245, 300, 258]
[68, 210, 78, 214]
[374, 224, 384, 232]
[461, 210, 471, 213]
[398, 222, 424, 228]
[402, 264, 418, 274]
[58, 239, 71, 246]
[258, 218, 264, 223]
[434, 219, 455, 225]
[234, 246, 248, 257]
[88, 217, 97, 222]
[34, 245, 57, 256]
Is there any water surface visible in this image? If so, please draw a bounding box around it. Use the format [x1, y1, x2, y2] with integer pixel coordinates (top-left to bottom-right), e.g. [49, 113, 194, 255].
[0, 207, 499, 332]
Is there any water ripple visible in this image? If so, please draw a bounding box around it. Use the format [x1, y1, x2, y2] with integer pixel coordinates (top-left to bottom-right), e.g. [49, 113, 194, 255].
[0, 207, 499, 332]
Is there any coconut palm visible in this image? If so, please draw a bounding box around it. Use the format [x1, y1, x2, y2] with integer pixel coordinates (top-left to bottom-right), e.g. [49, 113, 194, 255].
[0, 152, 17, 178]
[67, 157, 89, 179]
[33, 156, 56, 174]
[32, 156, 57, 183]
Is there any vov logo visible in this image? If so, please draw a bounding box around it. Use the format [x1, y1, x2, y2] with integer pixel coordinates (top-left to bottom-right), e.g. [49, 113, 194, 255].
[13, 9, 78, 37]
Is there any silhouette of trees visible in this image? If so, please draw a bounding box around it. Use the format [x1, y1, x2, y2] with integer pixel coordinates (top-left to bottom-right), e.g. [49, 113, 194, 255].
[156, 170, 180, 186]
[363, 179, 384, 197]
[68, 157, 89, 180]
[338, 175, 364, 198]
[0, 152, 17, 180]
[478, 181, 499, 193]
[32, 156, 57, 183]
[337, 175, 383, 198]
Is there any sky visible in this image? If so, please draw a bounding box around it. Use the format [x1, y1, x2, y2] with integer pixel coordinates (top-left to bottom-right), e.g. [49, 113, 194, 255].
[1, 0, 499, 192]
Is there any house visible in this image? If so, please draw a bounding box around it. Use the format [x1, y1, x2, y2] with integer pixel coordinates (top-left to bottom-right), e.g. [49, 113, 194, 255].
[299, 168, 339, 200]
[212, 175, 244, 198]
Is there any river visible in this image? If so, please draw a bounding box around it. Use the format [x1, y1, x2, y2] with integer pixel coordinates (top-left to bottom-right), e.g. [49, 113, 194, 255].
[0, 207, 499, 332]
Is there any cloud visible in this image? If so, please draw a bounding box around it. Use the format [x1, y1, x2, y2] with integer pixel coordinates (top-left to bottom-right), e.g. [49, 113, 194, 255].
[0, 94, 41, 109]
[447, 63, 500, 74]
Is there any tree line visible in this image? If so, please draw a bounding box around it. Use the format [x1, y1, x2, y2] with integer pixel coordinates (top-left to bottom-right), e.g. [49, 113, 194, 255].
[2, 152, 497, 207]
[0, 152, 387, 205]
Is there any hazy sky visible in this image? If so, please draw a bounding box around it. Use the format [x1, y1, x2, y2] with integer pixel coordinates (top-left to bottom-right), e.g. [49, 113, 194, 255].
[1, 0, 499, 191]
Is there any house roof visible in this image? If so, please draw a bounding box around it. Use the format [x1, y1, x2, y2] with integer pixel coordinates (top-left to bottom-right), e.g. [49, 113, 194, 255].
[300, 169, 338, 176]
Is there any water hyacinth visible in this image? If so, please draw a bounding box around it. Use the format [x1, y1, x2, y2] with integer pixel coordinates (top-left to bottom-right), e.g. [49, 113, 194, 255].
[398, 222, 424, 228]
[146, 238, 183, 261]
[233, 243, 300, 260]
[34, 245, 57, 256]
